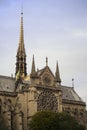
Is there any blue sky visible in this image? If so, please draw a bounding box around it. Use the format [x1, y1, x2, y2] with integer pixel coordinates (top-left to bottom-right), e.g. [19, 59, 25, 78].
[0, 0, 87, 105]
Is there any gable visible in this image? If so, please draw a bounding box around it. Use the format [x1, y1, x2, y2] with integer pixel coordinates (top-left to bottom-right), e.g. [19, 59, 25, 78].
[37, 66, 55, 87]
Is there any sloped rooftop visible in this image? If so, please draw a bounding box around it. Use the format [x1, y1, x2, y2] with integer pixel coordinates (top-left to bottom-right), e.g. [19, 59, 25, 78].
[61, 85, 83, 102]
[0, 75, 15, 92]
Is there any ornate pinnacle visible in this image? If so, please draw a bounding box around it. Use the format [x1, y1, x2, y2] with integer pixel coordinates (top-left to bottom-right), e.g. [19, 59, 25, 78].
[55, 61, 61, 84]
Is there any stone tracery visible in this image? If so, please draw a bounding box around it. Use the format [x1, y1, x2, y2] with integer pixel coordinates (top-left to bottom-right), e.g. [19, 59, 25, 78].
[37, 90, 58, 112]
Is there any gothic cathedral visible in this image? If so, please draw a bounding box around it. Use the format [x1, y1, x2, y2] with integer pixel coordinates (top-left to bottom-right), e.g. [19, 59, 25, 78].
[0, 11, 87, 130]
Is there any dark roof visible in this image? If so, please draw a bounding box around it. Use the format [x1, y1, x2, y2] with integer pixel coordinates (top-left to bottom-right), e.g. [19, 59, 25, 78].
[0, 75, 15, 92]
[61, 85, 83, 102]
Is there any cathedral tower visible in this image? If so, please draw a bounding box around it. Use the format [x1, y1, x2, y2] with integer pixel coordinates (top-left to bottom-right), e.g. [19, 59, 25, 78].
[15, 10, 27, 78]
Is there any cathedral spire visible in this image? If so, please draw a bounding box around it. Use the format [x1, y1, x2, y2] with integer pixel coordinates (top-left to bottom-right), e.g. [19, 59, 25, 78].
[30, 55, 37, 78]
[55, 61, 61, 85]
[15, 9, 27, 78]
[18, 8, 25, 55]
[31, 55, 36, 74]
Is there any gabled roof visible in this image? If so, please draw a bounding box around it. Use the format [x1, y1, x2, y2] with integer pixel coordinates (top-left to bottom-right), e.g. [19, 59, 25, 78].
[37, 66, 55, 78]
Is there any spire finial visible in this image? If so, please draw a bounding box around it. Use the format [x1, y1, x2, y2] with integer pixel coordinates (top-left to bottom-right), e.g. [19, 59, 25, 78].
[30, 55, 37, 78]
[46, 57, 48, 66]
[31, 55, 36, 74]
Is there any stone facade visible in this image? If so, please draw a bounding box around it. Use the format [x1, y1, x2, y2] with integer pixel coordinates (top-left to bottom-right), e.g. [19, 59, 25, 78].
[0, 11, 87, 130]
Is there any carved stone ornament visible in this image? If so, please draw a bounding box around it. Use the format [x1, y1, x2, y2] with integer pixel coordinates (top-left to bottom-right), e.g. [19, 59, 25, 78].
[43, 74, 51, 85]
